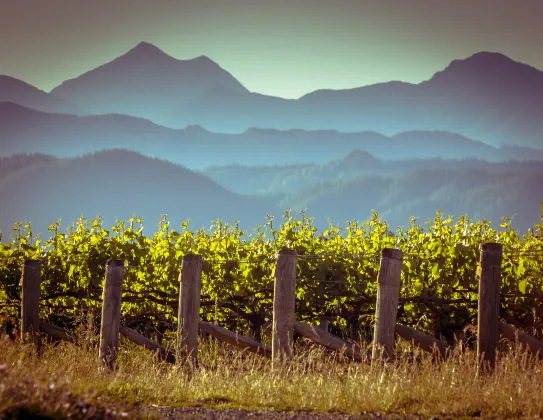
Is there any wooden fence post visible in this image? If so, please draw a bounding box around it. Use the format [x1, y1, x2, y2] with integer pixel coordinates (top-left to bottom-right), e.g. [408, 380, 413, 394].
[477, 242, 502, 371]
[20, 260, 42, 347]
[99, 259, 125, 370]
[272, 248, 297, 366]
[372, 248, 403, 362]
[177, 254, 202, 367]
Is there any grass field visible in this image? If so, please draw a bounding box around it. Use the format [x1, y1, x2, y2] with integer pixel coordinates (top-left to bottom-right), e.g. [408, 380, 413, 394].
[1, 335, 543, 419]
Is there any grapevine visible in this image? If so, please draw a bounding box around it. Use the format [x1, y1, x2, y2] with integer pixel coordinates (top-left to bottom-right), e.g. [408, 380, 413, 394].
[1, 210, 542, 345]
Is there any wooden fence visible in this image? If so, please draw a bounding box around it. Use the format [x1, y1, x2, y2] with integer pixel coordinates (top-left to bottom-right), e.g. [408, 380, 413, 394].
[17, 243, 543, 371]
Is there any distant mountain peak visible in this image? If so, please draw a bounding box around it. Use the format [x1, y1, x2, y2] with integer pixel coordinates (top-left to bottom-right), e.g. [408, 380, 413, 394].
[186, 55, 226, 73]
[341, 150, 380, 165]
[121, 41, 175, 62]
[134, 41, 159, 50]
[193, 55, 213, 62]
[121, 43, 221, 68]
[466, 51, 514, 62]
[183, 124, 211, 134]
[49, 41, 249, 117]
[447, 51, 523, 72]
[427, 51, 542, 86]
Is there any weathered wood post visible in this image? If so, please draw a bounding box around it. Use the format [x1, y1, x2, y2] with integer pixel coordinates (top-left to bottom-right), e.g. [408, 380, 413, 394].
[272, 248, 297, 366]
[477, 243, 502, 371]
[177, 254, 202, 367]
[20, 260, 42, 348]
[99, 259, 125, 370]
[372, 248, 403, 362]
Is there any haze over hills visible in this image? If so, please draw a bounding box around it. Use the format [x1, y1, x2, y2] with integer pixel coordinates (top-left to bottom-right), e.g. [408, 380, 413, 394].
[16, 44, 536, 148]
[297, 52, 543, 147]
[2, 102, 543, 168]
[276, 169, 543, 233]
[1, 43, 542, 147]
[0, 150, 276, 236]
[200, 150, 543, 231]
[1, 43, 543, 235]
[50, 41, 250, 125]
[1, 150, 542, 236]
[201, 150, 543, 194]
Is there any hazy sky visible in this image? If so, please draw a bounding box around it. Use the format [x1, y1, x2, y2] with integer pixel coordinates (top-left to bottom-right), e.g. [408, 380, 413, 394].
[1, 0, 542, 98]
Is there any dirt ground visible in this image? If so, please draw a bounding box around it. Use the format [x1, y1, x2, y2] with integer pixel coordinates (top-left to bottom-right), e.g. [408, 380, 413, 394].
[142, 406, 434, 419]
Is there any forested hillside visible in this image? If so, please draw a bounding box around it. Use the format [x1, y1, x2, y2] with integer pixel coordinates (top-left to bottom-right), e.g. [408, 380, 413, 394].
[1, 150, 542, 235]
[0, 150, 277, 235]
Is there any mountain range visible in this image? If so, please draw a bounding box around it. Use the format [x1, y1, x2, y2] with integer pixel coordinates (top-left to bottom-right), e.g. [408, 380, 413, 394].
[2, 102, 543, 168]
[1, 42, 543, 235]
[1, 42, 543, 148]
[1, 150, 542, 236]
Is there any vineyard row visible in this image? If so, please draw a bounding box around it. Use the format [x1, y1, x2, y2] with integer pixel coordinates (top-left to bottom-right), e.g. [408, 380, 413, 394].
[15, 243, 543, 373]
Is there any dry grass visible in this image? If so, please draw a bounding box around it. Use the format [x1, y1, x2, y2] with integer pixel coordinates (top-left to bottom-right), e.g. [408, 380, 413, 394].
[1, 335, 543, 419]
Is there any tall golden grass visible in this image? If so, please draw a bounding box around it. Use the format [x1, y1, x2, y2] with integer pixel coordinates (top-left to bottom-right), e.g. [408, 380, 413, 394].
[1, 335, 543, 418]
